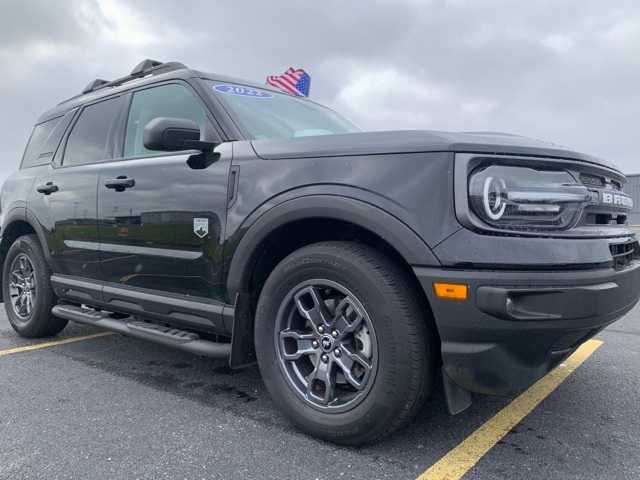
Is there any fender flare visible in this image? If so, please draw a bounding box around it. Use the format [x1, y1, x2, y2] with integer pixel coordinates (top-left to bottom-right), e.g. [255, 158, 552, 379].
[24, 208, 54, 262]
[1, 208, 52, 262]
[0, 207, 45, 302]
[225, 194, 440, 300]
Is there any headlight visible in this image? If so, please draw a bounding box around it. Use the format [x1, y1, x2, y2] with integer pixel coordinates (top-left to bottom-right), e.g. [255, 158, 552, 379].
[468, 165, 590, 231]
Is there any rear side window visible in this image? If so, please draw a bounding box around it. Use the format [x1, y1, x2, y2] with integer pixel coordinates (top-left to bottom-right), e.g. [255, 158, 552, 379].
[124, 83, 208, 158]
[63, 96, 124, 167]
[21, 117, 61, 169]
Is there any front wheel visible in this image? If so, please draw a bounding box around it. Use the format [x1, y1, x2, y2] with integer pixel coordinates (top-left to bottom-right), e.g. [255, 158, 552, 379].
[255, 241, 433, 445]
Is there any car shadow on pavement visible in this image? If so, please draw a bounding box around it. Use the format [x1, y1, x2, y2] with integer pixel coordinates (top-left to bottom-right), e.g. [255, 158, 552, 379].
[45, 330, 514, 472]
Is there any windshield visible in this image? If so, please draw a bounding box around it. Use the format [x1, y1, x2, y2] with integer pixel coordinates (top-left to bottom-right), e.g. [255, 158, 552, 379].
[206, 80, 359, 140]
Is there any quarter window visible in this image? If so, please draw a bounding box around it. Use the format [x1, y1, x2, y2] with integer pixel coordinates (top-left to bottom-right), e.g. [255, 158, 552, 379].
[21, 117, 61, 169]
[63, 96, 124, 167]
[124, 84, 209, 157]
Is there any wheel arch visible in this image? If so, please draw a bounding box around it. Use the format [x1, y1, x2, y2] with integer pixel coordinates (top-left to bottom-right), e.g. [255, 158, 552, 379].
[226, 195, 442, 367]
[227, 195, 440, 300]
[0, 210, 50, 303]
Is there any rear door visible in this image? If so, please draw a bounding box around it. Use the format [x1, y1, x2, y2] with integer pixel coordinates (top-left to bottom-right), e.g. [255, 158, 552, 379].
[30, 95, 126, 280]
[97, 82, 230, 317]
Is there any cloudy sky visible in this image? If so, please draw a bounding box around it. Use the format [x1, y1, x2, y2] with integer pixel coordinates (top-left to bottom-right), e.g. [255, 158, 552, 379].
[1, 0, 639, 184]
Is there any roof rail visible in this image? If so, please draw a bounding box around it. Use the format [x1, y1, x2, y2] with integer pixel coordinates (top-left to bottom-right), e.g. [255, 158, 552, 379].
[82, 79, 109, 94]
[130, 59, 163, 76]
[75, 59, 188, 96]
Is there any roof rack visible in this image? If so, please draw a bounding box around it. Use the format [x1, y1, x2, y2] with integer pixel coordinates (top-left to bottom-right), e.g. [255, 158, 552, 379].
[76, 59, 188, 96]
[82, 79, 110, 94]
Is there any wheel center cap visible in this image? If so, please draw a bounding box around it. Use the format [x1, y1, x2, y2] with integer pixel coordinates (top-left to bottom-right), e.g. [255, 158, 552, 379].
[320, 335, 334, 352]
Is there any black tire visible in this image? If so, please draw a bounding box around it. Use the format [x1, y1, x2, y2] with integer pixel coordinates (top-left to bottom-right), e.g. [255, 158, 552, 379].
[2, 234, 67, 338]
[255, 241, 433, 445]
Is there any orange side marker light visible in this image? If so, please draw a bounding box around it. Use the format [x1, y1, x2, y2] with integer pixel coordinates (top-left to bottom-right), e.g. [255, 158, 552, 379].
[433, 282, 468, 300]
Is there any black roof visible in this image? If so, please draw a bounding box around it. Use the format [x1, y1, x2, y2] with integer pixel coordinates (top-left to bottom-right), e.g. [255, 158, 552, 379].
[37, 59, 282, 123]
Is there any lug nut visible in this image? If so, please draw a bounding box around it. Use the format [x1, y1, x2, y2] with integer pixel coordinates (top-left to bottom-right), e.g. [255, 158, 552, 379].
[334, 348, 341, 357]
[331, 330, 339, 338]
[312, 340, 319, 348]
[317, 325, 325, 334]
[321, 354, 329, 363]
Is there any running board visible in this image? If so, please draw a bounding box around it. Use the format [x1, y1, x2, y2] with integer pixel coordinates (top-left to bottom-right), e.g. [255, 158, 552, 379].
[51, 304, 231, 359]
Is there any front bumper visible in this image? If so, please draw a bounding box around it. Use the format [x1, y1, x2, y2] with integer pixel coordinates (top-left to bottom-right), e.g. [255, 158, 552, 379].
[414, 261, 640, 396]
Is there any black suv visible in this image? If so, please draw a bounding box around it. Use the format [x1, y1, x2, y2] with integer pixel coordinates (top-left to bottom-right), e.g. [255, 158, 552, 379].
[2, 59, 639, 445]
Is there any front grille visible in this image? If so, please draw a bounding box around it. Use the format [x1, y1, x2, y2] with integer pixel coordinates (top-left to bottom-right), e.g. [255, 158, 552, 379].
[609, 239, 640, 270]
[580, 173, 623, 191]
[578, 171, 631, 228]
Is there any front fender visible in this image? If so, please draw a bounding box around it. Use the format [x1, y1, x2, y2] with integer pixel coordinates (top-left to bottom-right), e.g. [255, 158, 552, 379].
[225, 193, 441, 301]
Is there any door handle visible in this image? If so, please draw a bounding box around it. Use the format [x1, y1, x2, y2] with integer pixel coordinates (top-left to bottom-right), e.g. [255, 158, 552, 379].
[36, 182, 59, 195]
[104, 176, 135, 191]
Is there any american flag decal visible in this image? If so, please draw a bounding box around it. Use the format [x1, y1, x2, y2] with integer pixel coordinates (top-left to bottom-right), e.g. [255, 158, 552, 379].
[266, 68, 311, 97]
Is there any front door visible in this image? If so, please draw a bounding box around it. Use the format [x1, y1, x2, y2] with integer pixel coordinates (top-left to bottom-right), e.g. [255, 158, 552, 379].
[97, 82, 230, 305]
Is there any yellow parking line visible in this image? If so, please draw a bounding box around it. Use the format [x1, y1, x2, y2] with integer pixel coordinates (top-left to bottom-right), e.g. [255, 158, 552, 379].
[417, 339, 603, 480]
[0, 332, 115, 358]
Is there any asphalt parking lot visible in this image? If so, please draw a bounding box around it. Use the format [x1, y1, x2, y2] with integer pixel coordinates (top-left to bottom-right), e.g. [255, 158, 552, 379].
[0, 303, 638, 480]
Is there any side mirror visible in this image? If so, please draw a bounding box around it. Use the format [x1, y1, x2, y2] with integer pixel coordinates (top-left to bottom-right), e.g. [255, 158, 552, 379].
[143, 117, 217, 153]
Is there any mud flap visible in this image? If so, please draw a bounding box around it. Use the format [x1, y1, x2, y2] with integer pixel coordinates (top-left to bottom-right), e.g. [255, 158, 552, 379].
[229, 292, 257, 369]
[442, 367, 473, 415]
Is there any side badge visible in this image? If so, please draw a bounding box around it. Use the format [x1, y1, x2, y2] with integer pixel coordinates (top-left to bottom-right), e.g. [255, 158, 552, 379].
[193, 218, 209, 239]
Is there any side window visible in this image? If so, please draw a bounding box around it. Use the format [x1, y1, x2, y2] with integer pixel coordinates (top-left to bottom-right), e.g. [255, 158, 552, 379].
[63, 96, 124, 167]
[21, 117, 61, 169]
[124, 83, 208, 157]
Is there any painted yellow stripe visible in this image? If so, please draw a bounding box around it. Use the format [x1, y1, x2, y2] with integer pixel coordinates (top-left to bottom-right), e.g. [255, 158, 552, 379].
[417, 339, 603, 480]
[0, 331, 114, 357]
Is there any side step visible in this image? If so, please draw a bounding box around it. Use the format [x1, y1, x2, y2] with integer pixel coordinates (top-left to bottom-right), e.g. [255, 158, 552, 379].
[51, 304, 231, 359]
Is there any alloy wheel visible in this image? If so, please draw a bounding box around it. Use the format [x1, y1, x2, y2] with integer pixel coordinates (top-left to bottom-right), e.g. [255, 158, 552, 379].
[8, 254, 36, 320]
[274, 279, 378, 413]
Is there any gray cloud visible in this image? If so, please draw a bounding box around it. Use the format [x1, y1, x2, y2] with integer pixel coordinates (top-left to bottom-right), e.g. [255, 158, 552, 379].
[1, 0, 639, 186]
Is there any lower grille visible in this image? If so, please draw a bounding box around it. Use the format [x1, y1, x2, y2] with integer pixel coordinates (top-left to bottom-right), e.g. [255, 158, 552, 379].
[609, 239, 640, 270]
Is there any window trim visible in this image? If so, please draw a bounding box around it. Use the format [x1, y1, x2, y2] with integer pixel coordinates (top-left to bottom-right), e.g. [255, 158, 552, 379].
[20, 116, 63, 169]
[58, 93, 127, 169]
[53, 78, 227, 169]
[116, 79, 221, 162]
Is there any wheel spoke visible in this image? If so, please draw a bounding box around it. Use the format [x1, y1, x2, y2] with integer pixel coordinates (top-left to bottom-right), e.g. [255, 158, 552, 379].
[25, 294, 32, 315]
[331, 297, 364, 337]
[279, 329, 317, 360]
[307, 359, 335, 405]
[334, 355, 366, 390]
[294, 286, 331, 333]
[14, 295, 24, 313]
[334, 343, 373, 391]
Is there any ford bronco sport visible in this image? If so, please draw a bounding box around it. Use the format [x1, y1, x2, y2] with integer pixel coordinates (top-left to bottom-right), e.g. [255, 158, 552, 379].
[2, 59, 639, 445]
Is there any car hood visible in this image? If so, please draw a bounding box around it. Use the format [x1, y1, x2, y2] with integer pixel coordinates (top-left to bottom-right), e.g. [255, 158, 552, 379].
[250, 130, 620, 173]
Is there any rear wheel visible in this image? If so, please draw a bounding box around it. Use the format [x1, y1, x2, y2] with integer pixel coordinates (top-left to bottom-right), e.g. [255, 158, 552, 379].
[2, 234, 67, 337]
[255, 241, 433, 445]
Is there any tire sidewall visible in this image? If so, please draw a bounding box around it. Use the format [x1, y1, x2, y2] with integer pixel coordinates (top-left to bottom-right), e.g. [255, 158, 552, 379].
[255, 244, 424, 441]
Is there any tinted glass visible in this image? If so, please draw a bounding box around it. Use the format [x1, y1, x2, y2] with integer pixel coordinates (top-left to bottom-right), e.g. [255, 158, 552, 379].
[207, 81, 359, 139]
[124, 84, 208, 157]
[21, 117, 60, 168]
[42, 110, 76, 156]
[64, 96, 123, 166]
